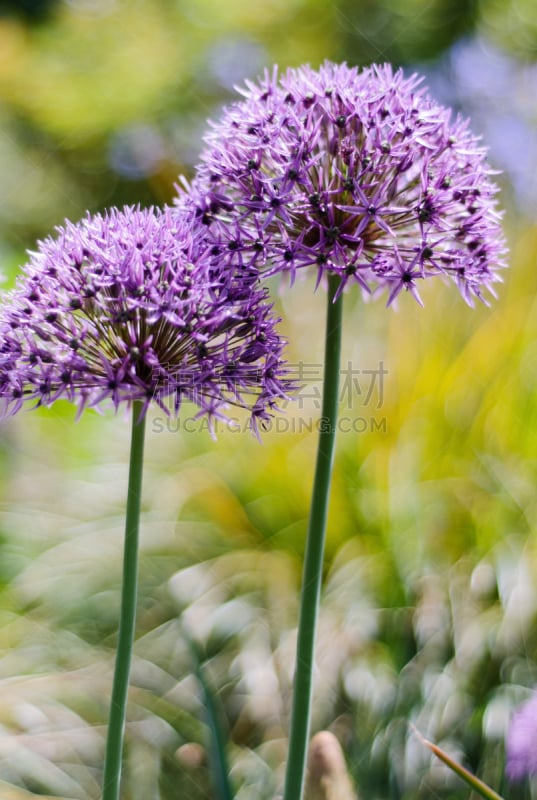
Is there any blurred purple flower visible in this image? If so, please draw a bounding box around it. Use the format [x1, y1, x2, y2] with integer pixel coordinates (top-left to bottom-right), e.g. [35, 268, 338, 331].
[424, 37, 537, 213]
[109, 124, 165, 179]
[506, 693, 537, 781]
[178, 61, 506, 306]
[0, 206, 291, 431]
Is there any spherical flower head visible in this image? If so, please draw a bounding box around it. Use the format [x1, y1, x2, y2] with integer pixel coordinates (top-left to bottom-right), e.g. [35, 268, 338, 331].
[506, 693, 537, 781]
[179, 61, 507, 306]
[0, 206, 292, 432]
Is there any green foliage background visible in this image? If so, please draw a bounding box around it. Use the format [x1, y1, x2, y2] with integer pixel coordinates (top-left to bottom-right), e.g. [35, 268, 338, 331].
[0, 1, 535, 798]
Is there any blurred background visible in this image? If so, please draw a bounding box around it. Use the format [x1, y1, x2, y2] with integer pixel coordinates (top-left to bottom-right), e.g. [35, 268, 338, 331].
[0, 0, 535, 798]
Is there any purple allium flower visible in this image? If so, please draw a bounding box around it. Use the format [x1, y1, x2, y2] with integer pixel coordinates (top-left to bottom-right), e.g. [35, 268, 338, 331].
[506, 694, 537, 781]
[0, 206, 291, 431]
[178, 62, 506, 305]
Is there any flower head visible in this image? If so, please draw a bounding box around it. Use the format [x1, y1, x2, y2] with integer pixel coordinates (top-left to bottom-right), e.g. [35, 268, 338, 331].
[506, 693, 537, 781]
[179, 62, 506, 305]
[0, 206, 291, 430]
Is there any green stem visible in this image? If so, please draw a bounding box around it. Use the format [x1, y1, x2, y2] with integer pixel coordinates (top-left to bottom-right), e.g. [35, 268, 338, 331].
[283, 274, 344, 800]
[102, 400, 146, 800]
[185, 632, 234, 800]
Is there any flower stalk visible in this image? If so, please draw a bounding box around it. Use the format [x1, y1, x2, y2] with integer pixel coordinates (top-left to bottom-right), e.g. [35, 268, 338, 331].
[283, 274, 343, 800]
[102, 400, 146, 800]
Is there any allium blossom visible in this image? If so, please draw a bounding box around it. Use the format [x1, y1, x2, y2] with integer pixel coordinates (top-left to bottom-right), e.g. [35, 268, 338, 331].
[506, 693, 537, 781]
[179, 62, 506, 305]
[0, 206, 291, 430]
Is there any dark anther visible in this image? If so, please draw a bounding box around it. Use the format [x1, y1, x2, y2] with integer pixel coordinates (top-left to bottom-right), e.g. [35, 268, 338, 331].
[402, 272, 413, 284]
[129, 347, 140, 360]
[136, 242, 143, 250]
[247, 159, 257, 170]
[362, 156, 371, 167]
[29, 353, 38, 365]
[345, 264, 356, 275]
[69, 298, 82, 310]
[367, 205, 377, 216]
[284, 93, 295, 104]
[12, 388, 22, 399]
[107, 380, 118, 390]
[39, 382, 50, 394]
[115, 310, 134, 324]
[336, 115, 346, 129]
[228, 240, 240, 251]
[283, 249, 293, 262]
[270, 197, 281, 208]
[343, 178, 354, 191]
[288, 168, 299, 180]
[316, 253, 328, 265]
[422, 247, 433, 259]
[253, 240, 264, 253]
[309, 193, 320, 206]
[441, 176, 452, 189]
[61, 371, 71, 384]
[201, 213, 212, 226]
[198, 343, 209, 358]
[303, 93, 315, 108]
[381, 141, 391, 154]
[69, 338, 80, 350]
[326, 227, 340, 242]
[211, 245, 221, 256]
[45, 312, 57, 323]
[247, 126, 258, 136]
[417, 200, 433, 223]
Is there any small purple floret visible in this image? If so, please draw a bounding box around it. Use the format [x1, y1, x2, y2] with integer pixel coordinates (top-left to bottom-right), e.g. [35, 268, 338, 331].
[0, 206, 292, 430]
[506, 694, 537, 781]
[178, 61, 507, 305]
